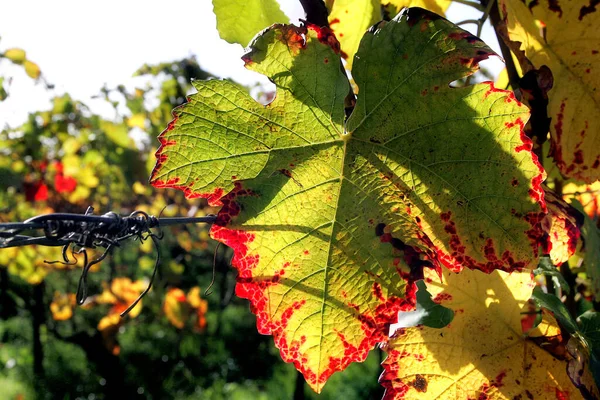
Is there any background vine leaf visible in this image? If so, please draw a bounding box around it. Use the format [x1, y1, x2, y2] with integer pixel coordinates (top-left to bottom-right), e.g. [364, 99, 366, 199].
[327, 0, 451, 69]
[151, 8, 547, 392]
[212, 0, 289, 46]
[381, 268, 583, 399]
[500, 0, 600, 183]
[327, 0, 381, 66]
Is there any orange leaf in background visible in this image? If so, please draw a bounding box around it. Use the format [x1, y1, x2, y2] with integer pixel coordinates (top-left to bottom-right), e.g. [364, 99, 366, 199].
[95, 278, 145, 354]
[53, 161, 77, 193]
[164, 288, 188, 329]
[164, 286, 209, 330]
[97, 313, 122, 356]
[563, 181, 600, 219]
[188, 287, 208, 331]
[109, 277, 146, 306]
[50, 292, 75, 321]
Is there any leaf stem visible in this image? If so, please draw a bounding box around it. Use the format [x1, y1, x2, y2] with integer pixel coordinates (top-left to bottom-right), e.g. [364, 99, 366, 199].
[456, 19, 480, 27]
[299, 0, 330, 27]
[487, 0, 520, 87]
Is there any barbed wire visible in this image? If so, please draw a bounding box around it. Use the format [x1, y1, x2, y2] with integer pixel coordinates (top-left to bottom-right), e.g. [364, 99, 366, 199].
[0, 207, 216, 316]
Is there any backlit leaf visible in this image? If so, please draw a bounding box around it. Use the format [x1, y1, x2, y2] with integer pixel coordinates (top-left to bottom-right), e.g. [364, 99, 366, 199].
[50, 292, 75, 321]
[3, 48, 26, 64]
[383, 0, 450, 19]
[164, 288, 188, 329]
[381, 268, 582, 399]
[542, 189, 580, 266]
[328, 0, 451, 69]
[151, 9, 546, 391]
[563, 181, 600, 219]
[327, 0, 381, 67]
[212, 0, 289, 46]
[23, 60, 40, 79]
[501, 0, 600, 182]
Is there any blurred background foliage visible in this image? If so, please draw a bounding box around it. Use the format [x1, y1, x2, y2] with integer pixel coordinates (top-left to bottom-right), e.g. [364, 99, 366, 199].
[0, 44, 385, 399]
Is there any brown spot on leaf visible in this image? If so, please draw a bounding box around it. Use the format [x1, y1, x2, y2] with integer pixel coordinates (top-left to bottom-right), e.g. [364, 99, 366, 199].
[580, 0, 600, 20]
[548, 0, 563, 16]
[411, 374, 428, 392]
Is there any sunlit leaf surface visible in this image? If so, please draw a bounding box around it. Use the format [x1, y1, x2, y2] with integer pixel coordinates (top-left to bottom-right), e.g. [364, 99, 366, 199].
[151, 9, 546, 391]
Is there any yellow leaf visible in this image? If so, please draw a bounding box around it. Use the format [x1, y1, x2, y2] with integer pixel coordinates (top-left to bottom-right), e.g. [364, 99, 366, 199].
[501, 0, 600, 182]
[563, 181, 600, 219]
[527, 309, 561, 338]
[186, 287, 203, 308]
[23, 60, 40, 79]
[62, 137, 81, 156]
[111, 277, 145, 305]
[50, 292, 74, 321]
[127, 113, 146, 129]
[98, 313, 121, 332]
[542, 190, 580, 266]
[384, 0, 450, 18]
[3, 48, 26, 64]
[163, 288, 189, 329]
[132, 181, 148, 195]
[328, 0, 380, 69]
[381, 268, 583, 399]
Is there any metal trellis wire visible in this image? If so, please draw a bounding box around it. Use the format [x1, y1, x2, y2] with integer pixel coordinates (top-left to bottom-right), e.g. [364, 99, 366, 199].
[0, 207, 217, 316]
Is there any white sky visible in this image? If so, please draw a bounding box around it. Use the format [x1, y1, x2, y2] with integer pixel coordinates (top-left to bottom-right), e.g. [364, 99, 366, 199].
[0, 0, 502, 129]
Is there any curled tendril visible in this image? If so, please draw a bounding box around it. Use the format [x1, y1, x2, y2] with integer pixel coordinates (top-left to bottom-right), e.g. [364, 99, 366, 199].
[3, 209, 217, 317]
[204, 242, 221, 297]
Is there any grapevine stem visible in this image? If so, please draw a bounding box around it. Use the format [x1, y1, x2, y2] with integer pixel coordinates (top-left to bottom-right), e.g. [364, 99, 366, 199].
[453, 0, 485, 11]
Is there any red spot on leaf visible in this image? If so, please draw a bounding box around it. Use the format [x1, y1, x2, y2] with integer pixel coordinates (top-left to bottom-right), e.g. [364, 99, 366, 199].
[448, 31, 481, 44]
[433, 293, 452, 303]
[372, 282, 385, 302]
[555, 388, 570, 399]
[432, 212, 529, 273]
[593, 50, 599, 54]
[307, 24, 341, 55]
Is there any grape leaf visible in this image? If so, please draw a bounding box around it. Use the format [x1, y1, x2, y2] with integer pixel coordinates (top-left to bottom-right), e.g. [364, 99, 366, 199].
[151, 9, 546, 391]
[563, 180, 600, 218]
[212, 0, 289, 46]
[327, 0, 381, 66]
[542, 189, 580, 266]
[500, 0, 600, 183]
[383, 0, 451, 19]
[327, 0, 451, 68]
[381, 268, 583, 399]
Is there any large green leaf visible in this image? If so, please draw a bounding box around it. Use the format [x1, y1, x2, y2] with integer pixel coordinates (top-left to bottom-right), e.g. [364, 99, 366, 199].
[151, 9, 546, 392]
[212, 0, 289, 46]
